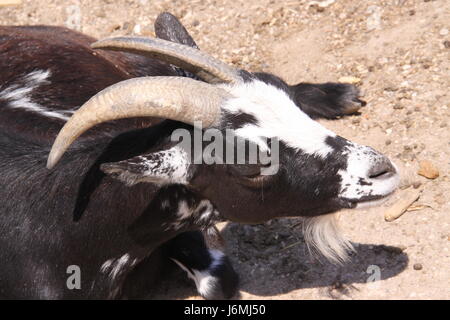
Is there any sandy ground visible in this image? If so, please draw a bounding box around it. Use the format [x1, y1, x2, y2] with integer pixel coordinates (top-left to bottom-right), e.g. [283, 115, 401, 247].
[1, 0, 449, 300]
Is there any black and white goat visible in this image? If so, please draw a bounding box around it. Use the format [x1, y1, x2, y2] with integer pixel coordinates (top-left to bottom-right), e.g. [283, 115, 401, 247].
[0, 13, 399, 299]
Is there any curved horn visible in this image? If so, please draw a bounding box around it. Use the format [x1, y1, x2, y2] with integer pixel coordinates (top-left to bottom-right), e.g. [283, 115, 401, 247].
[91, 36, 241, 84]
[47, 76, 228, 169]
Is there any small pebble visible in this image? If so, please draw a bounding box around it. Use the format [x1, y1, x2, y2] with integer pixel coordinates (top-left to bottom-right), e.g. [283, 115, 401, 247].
[413, 263, 423, 270]
[109, 24, 121, 32]
[435, 196, 446, 206]
[0, 0, 22, 6]
[132, 24, 141, 34]
[439, 28, 449, 36]
[338, 76, 361, 84]
[412, 181, 422, 189]
[418, 160, 440, 179]
[444, 41, 450, 49]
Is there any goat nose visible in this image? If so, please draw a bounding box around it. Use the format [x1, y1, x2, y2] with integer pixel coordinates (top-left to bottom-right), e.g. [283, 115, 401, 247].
[367, 157, 396, 180]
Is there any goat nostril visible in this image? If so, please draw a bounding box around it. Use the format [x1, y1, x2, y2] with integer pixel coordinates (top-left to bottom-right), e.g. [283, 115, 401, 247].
[369, 170, 390, 179]
[368, 160, 396, 180]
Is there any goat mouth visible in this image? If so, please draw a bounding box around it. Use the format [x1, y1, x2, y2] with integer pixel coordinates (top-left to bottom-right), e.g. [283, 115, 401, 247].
[343, 192, 396, 209]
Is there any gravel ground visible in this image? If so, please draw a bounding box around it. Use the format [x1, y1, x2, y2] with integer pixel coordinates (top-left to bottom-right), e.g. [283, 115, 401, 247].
[1, 0, 449, 300]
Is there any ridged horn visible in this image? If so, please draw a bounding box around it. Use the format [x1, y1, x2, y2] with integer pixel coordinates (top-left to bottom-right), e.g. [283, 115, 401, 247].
[47, 76, 229, 169]
[91, 36, 241, 84]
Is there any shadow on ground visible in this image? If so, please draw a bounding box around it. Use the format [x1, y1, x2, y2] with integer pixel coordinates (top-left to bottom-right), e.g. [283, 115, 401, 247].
[150, 219, 409, 299]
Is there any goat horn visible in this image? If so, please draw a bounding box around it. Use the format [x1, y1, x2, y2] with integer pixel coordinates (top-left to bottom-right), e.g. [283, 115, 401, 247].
[47, 76, 228, 169]
[91, 36, 241, 84]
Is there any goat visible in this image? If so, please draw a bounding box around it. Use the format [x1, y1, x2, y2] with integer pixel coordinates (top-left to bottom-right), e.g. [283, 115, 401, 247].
[0, 12, 399, 299]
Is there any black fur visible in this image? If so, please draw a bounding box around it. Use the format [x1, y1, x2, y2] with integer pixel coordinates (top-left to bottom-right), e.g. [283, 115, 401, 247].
[163, 231, 239, 299]
[253, 72, 366, 119]
[290, 82, 366, 119]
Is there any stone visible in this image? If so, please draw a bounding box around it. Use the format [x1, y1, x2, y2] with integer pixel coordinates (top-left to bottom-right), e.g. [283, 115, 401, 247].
[417, 160, 439, 179]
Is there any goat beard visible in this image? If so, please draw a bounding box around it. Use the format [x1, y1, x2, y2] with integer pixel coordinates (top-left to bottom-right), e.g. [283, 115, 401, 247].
[302, 213, 354, 264]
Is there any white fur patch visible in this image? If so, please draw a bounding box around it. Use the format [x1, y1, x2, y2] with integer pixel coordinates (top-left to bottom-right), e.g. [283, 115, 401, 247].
[338, 143, 399, 200]
[208, 249, 225, 269]
[176, 200, 191, 220]
[302, 213, 354, 264]
[0, 70, 74, 120]
[195, 200, 216, 222]
[164, 199, 217, 232]
[100, 259, 114, 273]
[138, 146, 190, 185]
[108, 146, 191, 186]
[220, 80, 336, 157]
[172, 258, 218, 297]
[171, 249, 224, 299]
[100, 254, 137, 280]
[192, 270, 220, 298]
[171, 258, 218, 296]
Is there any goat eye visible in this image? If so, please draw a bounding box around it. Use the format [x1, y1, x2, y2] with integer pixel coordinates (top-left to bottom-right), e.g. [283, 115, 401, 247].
[241, 174, 271, 187]
[229, 164, 274, 188]
[229, 164, 263, 177]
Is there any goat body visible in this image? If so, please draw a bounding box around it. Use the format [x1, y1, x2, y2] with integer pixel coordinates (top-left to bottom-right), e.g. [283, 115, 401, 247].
[0, 14, 398, 299]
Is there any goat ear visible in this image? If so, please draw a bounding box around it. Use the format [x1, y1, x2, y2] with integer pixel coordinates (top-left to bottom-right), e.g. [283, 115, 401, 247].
[289, 82, 366, 119]
[100, 146, 191, 186]
[154, 12, 199, 49]
[154, 12, 202, 80]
